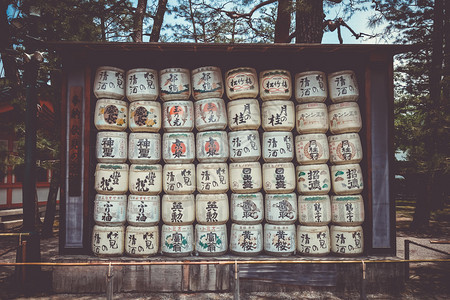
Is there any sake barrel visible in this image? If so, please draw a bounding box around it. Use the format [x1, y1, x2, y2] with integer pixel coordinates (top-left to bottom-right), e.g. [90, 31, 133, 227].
[227, 98, 261, 131]
[295, 103, 329, 134]
[93, 66, 125, 100]
[331, 195, 364, 226]
[196, 163, 229, 194]
[196, 131, 229, 163]
[328, 133, 363, 165]
[162, 194, 195, 225]
[296, 164, 331, 195]
[192, 66, 224, 100]
[265, 193, 297, 225]
[162, 100, 194, 132]
[128, 100, 161, 132]
[96, 131, 127, 163]
[294, 71, 327, 103]
[194, 98, 227, 131]
[231, 193, 264, 224]
[262, 131, 294, 163]
[128, 164, 162, 195]
[264, 224, 296, 256]
[127, 195, 160, 226]
[230, 223, 263, 256]
[128, 132, 161, 164]
[195, 224, 228, 256]
[162, 163, 196, 194]
[162, 132, 195, 164]
[94, 99, 127, 131]
[328, 70, 359, 103]
[295, 133, 329, 165]
[298, 195, 331, 225]
[228, 130, 261, 162]
[328, 102, 362, 134]
[159, 68, 191, 101]
[330, 164, 364, 195]
[161, 224, 194, 257]
[92, 225, 124, 256]
[196, 193, 229, 225]
[330, 225, 364, 256]
[229, 162, 262, 193]
[93, 194, 127, 226]
[126, 68, 159, 101]
[125, 226, 159, 257]
[263, 162, 296, 194]
[297, 225, 330, 256]
[94, 163, 129, 194]
[225, 67, 259, 100]
[261, 100, 295, 131]
[259, 69, 292, 101]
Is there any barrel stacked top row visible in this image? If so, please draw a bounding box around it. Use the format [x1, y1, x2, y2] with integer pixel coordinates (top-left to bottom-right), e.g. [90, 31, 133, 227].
[92, 65, 364, 257]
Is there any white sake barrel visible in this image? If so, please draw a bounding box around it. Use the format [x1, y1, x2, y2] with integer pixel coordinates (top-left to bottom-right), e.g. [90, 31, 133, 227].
[294, 71, 327, 103]
[328, 133, 363, 165]
[162, 194, 195, 225]
[263, 162, 296, 194]
[196, 131, 229, 163]
[331, 195, 364, 226]
[295, 133, 329, 165]
[128, 101, 161, 132]
[94, 99, 128, 131]
[96, 131, 127, 163]
[127, 195, 160, 226]
[93, 194, 127, 226]
[195, 224, 228, 256]
[328, 70, 359, 103]
[163, 163, 196, 194]
[297, 225, 330, 256]
[125, 225, 159, 257]
[261, 100, 295, 131]
[162, 132, 195, 163]
[227, 98, 261, 131]
[296, 103, 329, 134]
[328, 102, 362, 134]
[331, 164, 364, 195]
[128, 132, 161, 164]
[262, 131, 294, 163]
[330, 225, 364, 256]
[159, 68, 191, 101]
[229, 162, 262, 193]
[162, 100, 194, 132]
[194, 98, 227, 131]
[126, 68, 159, 101]
[259, 69, 292, 101]
[231, 193, 264, 224]
[93, 66, 125, 100]
[92, 225, 124, 256]
[94, 163, 129, 194]
[128, 164, 162, 195]
[225, 67, 259, 100]
[192, 66, 224, 100]
[161, 224, 194, 256]
[230, 223, 263, 256]
[228, 130, 261, 162]
[196, 193, 229, 225]
[296, 164, 331, 195]
[298, 195, 331, 225]
[265, 193, 297, 225]
[264, 224, 296, 256]
[196, 163, 229, 194]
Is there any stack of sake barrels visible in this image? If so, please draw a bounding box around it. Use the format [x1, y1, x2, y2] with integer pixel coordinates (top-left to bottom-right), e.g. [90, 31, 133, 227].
[259, 70, 297, 256]
[225, 67, 264, 256]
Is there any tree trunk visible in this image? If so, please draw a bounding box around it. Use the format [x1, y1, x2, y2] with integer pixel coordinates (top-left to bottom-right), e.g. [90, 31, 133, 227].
[274, 0, 292, 43]
[295, 0, 324, 43]
[411, 173, 432, 230]
[133, 0, 148, 42]
[42, 168, 60, 238]
[150, 0, 168, 42]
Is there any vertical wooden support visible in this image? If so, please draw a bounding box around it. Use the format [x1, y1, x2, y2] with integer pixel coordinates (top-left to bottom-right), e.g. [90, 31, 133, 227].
[106, 263, 114, 300]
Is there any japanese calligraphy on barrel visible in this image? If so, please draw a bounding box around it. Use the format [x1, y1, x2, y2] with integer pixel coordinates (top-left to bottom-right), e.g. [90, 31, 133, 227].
[96, 131, 127, 163]
[295, 133, 329, 165]
[162, 100, 194, 132]
[92, 225, 124, 256]
[94, 66, 125, 100]
[94, 99, 128, 131]
[194, 98, 227, 131]
[126, 68, 159, 101]
[227, 98, 261, 131]
[294, 71, 327, 103]
[259, 69, 292, 101]
[265, 193, 297, 225]
[128, 133, 161, 164]
[196, 131, 229, 163]
[128, 100, 161, 132]
[296, 164, 331, 195]
[328, 102, 362, 134]
[128, 164, 162, 195]
[162, 194, 195, 225]
[93, 194, 127, 226]
[196, 193, 229, 225]
[125, 225, 159, 257]
[330, 163, 364, 195]
[328, 70, 359, 103]
[162, 163, 196, 194]
[331, 195, 365, 226]
[162, 132, 195, 164]
[127, 195, 160, 226]
[330, 225, 364, 256]
[264, 223, 296, 256]
[94, 163, 129, 195]
[228, 130, 261, 162]
[296, 103, 329, 134]
[230, 223, 263, 256]
[231, 193, 264, 224]
[159, 68, 191, 101]
[263, 162, 296, 194]
[225, 67, 259, 100]
[195, 224, 228, 256]
[192, 66, 224, 100]
[298, 195, 331, 225]
[261, 100, 295, 131]
[161, 224, 194, 257]
[328, 133, 363, 165]
[297, 225, 330, 256]
[196, 163, 229, 194]
[229, 162, 262, 193]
